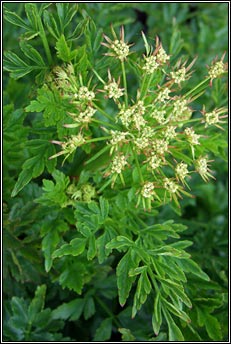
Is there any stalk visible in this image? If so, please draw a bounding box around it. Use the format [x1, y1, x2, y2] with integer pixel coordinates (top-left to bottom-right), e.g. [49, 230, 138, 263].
[121, 60, 128, 106]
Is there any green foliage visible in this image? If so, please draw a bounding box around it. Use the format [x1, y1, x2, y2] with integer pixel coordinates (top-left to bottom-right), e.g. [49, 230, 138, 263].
[3, 285, 70, 341]
[3, 3, 228, 342]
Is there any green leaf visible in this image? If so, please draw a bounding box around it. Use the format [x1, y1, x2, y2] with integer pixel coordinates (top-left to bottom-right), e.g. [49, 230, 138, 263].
[11, 169, 33, 197]
[164, 308, 184, 341]
[160, 279, 192, 308]
[55, 34, 77, 62]
[42, 230, 60, 272]
[28, 285, 46, 323]
[4, 9, 31, 30]
[132, 270, 152, 318]
[106, 236, 134, 252]
[26, 85, 73, 127]
[93, 317, 112, 341]
[9, 297, 29, 329]
[118, 328, 135, 341]
[152, 292, 162, 335]
[52, 298, 84, 321]
[96, 227, 117, 264]
[117, 249, 139, 306]
[3, 51, 34, 79]
[59, 261, 86, 294]
[87, 235, 96, 260]
[162, 297, 191, 323]
[52, 238, 86, 259]
[177, 258, 210, 281]
[19, 40, 46, 66]
[149, 245, 190, 259]
[99, 196, 109, 220]
[11, 140, 57, 197]
[56, 3, 78, 31]
[83, 296, 95, 320]
[196, 307, 222, 340]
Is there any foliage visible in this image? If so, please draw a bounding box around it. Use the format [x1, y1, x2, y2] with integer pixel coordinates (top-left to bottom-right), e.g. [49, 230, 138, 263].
[3, 3, 228, 342]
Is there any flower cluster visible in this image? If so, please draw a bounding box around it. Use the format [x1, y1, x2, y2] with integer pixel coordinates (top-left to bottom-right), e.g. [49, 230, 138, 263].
[49, 27, 227, 210]
[208, 53, 227, 83]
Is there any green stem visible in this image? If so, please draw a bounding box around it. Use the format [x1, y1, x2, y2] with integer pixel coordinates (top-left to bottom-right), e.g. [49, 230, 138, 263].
[37, 15, 52, 65]
[140, 73, 153, 98]
[86, 136, 112, 143]
[140, 72, 147, 98]
[184, 77, 210, 99]
[93, 103, 115, 122]
[121, 60, 128, 106]
[95, 296, 121, 328]
[130, 143, 144, 184]
[92, 68, 106, 84]
[91, 118, 119, 130]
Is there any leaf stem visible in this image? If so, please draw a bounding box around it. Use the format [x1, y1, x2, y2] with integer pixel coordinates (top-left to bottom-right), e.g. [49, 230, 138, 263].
[91, 118, 119, 130]
[37, 15, 52, 65]
[92, 68, 106, 84]
[95, 295, 121, 328]
[184, 77, 210, 98]
[86, 136, 112, 143]
[121, 60, 128, 106]
[93, 103, 115, 122]
[130, 143, 144, 184]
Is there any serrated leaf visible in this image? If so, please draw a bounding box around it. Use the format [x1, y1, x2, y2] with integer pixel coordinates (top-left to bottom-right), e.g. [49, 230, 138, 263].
[96, 227, 117, 264]
[28, 285, 46, 323]
[55, 34, 77, 62]
[9, 297, 29, 329]
[93, 317, 112, 341]
[117, 249, 139, 307]
[11, 140, 56, 197]
[59, 261, 86, 294]
[118, 328, 135, 341]
[106, 236, 134, 251]
[52, 238, 86, 259]
[52, 298, 84, 321]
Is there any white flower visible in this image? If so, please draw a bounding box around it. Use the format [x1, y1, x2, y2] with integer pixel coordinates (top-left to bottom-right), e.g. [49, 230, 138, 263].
[170, 67, 186, 84]
[77, 86, 95, 101]
[164, 178, 179, 193]
[141, 182, 155, 198]
[155, 88, 171, 103]
[184, 127, 200, 145]
[156, 46, 170, 64]
[153, 139, 168, 155]
[104, 81, 124, 99]
[148, 154, 162, 170]
[175, 162, 189, 182]
[208, 61, 226, 80]
[142, 55, 159, 74]
[111, 154, 128, 174]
